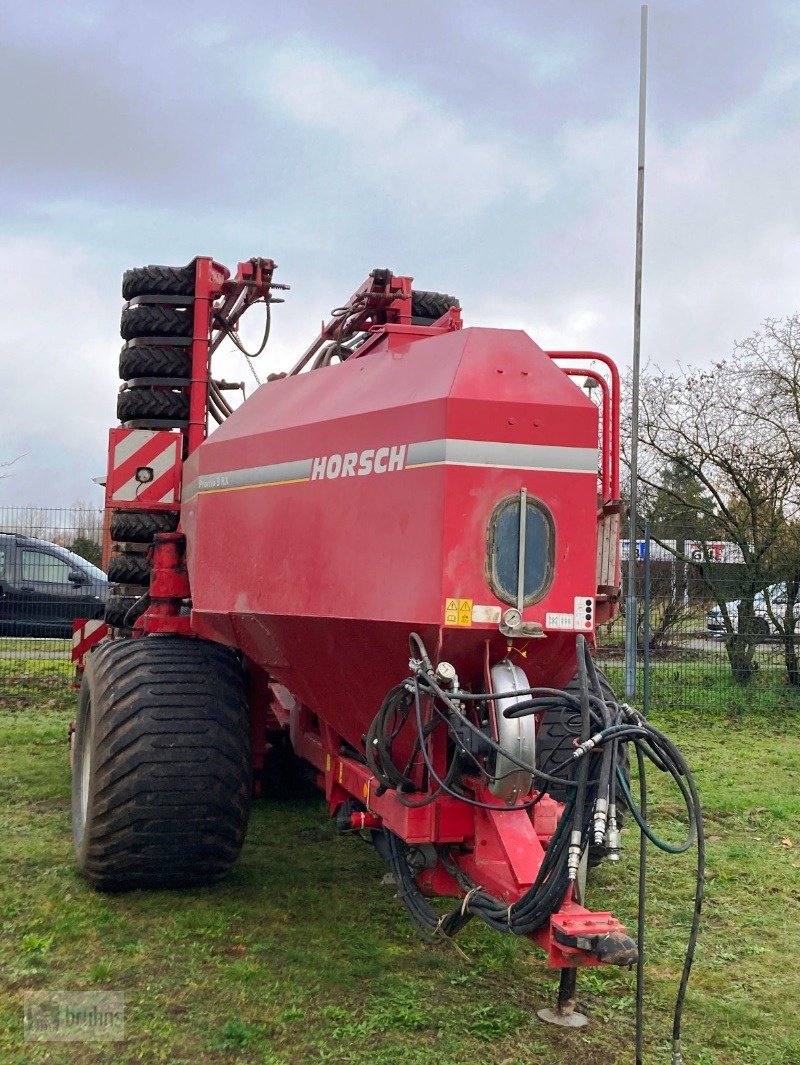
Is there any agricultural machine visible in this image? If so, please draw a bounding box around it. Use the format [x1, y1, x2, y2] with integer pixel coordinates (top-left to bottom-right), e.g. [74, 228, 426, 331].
[71, 258, 702, 1056]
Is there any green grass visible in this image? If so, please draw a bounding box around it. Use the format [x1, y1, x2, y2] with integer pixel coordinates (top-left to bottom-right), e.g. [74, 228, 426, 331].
[0, 678, 799, 1063]
[600, 661, 800, 718]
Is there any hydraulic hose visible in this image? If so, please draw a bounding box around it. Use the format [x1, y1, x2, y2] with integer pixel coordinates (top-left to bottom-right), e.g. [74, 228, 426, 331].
[364, 632, 704, 1062]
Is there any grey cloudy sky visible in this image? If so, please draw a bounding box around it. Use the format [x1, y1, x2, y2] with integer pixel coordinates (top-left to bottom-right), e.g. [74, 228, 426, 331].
[1, 0, 798, 506]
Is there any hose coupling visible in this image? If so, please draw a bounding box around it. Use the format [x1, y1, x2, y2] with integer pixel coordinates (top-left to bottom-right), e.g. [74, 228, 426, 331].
[572, 732, 604, 759]
[593, 797, 609, 846]
[605, 804, 621, 860]
[567, 830, 583, 881]
[620, 702, 643, 725]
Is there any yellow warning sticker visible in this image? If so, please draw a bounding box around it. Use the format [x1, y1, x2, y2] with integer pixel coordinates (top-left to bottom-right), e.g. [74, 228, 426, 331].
[444, 597, 473, 627]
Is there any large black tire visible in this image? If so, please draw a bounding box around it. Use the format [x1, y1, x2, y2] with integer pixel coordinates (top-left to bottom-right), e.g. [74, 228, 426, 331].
[72, 637, 251, 890]
[119, 344, 192, 381]
[107, 551, 150, 586]
[110, 509, 178, 544]
[104, 595, 140, 629]
[120, 305, 193, 341]
[117, 388, 189, 423]
[122, 263, 196, 301]
[411, 289, 460, 323]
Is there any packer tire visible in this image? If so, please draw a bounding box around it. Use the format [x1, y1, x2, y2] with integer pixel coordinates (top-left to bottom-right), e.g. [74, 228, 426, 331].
[536, 667, 630, 805]
[120, 305, 192, 341]
[536, 668, 630, 867]
[72, 636, 251, 890]
[411, 289, 460, 323]
[119, 344, 192, 381]
[122, 264, 196, 301]
[103, 595, 139, 629]
[117, 388, 189, 423]
[107, 552, 150, 586]
[110, 510, 178, 544]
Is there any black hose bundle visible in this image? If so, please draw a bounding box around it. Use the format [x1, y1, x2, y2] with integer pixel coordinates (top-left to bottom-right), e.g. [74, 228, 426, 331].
[365, 632, 704, 1063]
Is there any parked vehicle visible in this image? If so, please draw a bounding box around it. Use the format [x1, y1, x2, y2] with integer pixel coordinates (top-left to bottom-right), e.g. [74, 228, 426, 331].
[0, 533, 108, 638]
[707, 583, 800, 638]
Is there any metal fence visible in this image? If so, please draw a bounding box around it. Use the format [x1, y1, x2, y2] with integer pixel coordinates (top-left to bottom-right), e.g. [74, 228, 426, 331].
[0, 506, 106, 688]
[596, 533, 800, 714]
[2, 507, 798, 712]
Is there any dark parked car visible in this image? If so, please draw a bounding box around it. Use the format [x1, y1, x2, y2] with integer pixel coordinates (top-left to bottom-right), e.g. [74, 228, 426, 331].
[0, 533, 108, 638]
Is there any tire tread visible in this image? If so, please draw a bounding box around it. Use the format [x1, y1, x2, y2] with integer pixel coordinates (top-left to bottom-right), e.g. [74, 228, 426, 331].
[73, 637, 251, 890]
[119, 344, 191, 381]
[411, 289, 460, 322]
[117, 388, 189, 423]
[107, 552, 150, 586]
[110, 510, 178, 544]
[122, 264, 196, 301]
[120, 305, 193, 341]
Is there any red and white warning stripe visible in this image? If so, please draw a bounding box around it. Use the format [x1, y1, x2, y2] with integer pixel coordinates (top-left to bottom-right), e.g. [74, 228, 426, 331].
[105, 428, 182, 507]
[71, 618, 109, 665]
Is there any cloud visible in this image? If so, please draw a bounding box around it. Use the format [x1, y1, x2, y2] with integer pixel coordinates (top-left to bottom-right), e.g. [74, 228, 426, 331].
[259, 42, 553, 221]
[0, 237, 119, 506]
[2, 2, 800, 509]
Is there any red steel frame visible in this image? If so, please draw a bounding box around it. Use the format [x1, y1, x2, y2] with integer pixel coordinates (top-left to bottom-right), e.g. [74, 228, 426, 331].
[289, 686, 630, 968]
[103, 257, 280, 636]
[188, 257, 230, 453]
[76, 258, 285, 674]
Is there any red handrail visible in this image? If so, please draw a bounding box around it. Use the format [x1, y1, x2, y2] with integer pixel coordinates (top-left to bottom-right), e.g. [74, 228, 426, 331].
[546, 351, 620, 499]
[563, 367, 611, 499]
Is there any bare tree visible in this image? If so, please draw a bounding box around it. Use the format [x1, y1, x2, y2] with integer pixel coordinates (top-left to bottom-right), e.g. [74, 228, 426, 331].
[733, 316, 800, 469]
[628, 352, 799, 682]
[0, 456, 21, 480]
[728, 317, 800, 681]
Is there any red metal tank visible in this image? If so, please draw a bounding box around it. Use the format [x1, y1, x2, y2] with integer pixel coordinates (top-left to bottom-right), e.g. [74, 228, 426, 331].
[181, 324, 602, 754]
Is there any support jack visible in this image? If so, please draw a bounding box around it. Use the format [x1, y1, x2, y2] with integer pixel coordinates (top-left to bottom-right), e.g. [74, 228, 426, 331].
[537, 968, 588, 1029]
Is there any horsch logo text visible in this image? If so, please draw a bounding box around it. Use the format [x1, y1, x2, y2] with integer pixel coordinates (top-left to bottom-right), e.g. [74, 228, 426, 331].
[311, 445, 407, 480]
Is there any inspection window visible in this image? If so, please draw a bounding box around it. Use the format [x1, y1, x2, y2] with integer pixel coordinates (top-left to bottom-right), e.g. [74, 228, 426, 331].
[487, 495, 554, 605]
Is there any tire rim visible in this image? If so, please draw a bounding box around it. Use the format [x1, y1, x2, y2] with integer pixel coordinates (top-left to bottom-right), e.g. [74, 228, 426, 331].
[78, 697, 93, 827]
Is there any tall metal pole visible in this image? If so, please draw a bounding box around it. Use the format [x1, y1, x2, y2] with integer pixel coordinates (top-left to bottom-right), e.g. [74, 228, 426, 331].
[642, 519, 652, 716]
[625, 4, 648, 699]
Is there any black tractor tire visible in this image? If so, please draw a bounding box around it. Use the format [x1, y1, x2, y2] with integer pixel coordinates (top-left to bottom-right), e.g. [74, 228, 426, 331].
[104, 595, 140, 629]
[72, 636, 251, 890]
[117, 388, 189, 424]
[110, 509, 178, 544]
[120, 305, 193, 341]
[122, 263, 196, 302]
[411, 289, 460, 324]
[107, 551, 150, 586]
[119, 344, 192, 382]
